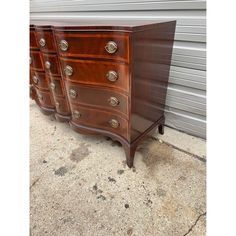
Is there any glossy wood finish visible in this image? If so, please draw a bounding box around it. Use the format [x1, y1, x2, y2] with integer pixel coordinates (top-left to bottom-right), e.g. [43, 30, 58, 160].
[30, 51, 44, 71]
[54, 32, 130, 63]
[35, 88, 54, 109]
[31, 25, 71, 121]
[41, 53, 61, 76]
[49, 76, 65, 97]
[30, 20, 176, 168]
[130, 22, 176, 143]
[64, 81, 129, 117]
[31, 71, 49, 90]
[35, 29, 57, 53]
[70, 104, 129, 140]
[60, 58, 129, 93]
[30, 25, 55, 115]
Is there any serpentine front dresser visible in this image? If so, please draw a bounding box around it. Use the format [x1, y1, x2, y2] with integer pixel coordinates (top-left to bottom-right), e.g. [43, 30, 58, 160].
[30, 19, 176, 167]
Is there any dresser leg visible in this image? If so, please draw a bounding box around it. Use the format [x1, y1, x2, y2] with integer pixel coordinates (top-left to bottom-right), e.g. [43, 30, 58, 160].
[124, 144, 137, 168]
[158, 124, 164, 135]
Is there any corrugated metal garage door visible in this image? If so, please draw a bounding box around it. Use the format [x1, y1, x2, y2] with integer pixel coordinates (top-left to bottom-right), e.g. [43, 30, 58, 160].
[30, 0, 206, 139]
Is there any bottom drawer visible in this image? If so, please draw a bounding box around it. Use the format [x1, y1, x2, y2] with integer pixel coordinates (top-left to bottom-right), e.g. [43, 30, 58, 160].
[54, 97, 70, 115]
[35, 89, 54, 108]
[70, 104, 129, 140]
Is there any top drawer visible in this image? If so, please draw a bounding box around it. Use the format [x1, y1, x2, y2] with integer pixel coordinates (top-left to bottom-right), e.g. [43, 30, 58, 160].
[54, 31, 130, 63]
[35, 28, 56, 53]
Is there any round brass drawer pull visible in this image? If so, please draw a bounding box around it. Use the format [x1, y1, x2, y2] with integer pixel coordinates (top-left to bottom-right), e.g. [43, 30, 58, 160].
[64, 65, 73, 76]
[29, 57, 32, 65]
[73, 110, 81, 119]
[105, 41, 118, 54]
[32, 75, 38, 84]
[45, 61, 51, 69]
[55, 102, 60, 108]
[109, 119, 120, 128]
[69, 89, 77, 99]
[38, 94, 43, 101]
[106, 70, 118, 82]
[50, 82, 56, 90]
[39, 38, 46, 47]
[108, 97, 119, 107]
[59, 40, 68, 51]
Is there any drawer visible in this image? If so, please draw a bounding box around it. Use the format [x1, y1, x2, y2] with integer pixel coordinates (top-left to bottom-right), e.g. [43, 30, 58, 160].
[70, 104, 128, 140]
[60, 58, 129, 92]
[35, 29, 56, 53]
[49, 76, 64, 97]
[30, 51, 44, 71]
[35, 89, 54, 108]
[54, 97, 70, 115]
[30, 30, 38, 50]
[41, 53, 61, 76]
[65, 82, 129, 116]
[54, 32, 130, 63]
[31, 71, 49, 90]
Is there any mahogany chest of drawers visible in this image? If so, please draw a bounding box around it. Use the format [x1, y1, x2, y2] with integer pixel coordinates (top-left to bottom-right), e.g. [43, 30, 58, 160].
[30, 20, 176, 167]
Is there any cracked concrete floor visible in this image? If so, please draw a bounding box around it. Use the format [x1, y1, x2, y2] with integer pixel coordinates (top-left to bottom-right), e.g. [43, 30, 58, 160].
[30, 101, 206, 236]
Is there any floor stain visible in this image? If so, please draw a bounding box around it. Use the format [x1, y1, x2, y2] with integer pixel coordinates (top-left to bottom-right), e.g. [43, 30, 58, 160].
[117, 169, 124, 175]
[138, 140, 174, 175]
[69, 143, 91, 163]
[108, 177, 116, 183]
[62, 217, 73, 224]
[156, 188, 167, 197]
[54, 167, 68, 176]
[97, 195, 106, 201]
[127, 227, 133, 235]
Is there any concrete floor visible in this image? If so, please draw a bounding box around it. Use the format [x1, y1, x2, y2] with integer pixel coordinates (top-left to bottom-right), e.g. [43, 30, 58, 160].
[30, 101, 206, 236]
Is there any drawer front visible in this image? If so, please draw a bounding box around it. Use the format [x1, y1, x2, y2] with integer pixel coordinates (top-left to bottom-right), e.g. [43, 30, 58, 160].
[54, 97, 70, 115]
[65, 82, 128, 116]
[60, 58, 129, 92]
[35, 30, 56, 53]
[41, 53, 60, 76]
[49, 76, 64, 97]
[70, 104, 128, 140]
[31, 71, 49, 90]
[30, 30, 38, 50]
[30, 51, 43, 71]
[35, 89, 54, 108]
[54, 32, 129, 63]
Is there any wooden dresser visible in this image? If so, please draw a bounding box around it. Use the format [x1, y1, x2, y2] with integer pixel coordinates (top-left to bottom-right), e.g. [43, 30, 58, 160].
[30, 20, 176, 167]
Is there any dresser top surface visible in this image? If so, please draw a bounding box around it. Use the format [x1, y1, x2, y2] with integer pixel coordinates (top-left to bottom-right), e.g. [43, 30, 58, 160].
[30, 19, 175, 32]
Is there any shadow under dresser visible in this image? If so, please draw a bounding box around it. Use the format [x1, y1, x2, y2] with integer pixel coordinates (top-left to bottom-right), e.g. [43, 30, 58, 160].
[30, 19, 176, 168]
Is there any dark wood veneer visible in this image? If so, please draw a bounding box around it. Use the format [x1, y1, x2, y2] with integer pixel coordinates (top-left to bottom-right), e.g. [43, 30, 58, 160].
[30, 20, 176, 168]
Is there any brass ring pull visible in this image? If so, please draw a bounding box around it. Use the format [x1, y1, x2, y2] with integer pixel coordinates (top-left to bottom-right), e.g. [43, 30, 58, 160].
[55, 102, 60, 108]
[73, 110, 81, 119]
[59, 40, 68, 51]
[39, 38, 46, 47]
[69, 89, 77, 99]
[32, 75, 38, 84]
[108, 97, 119, 107]
[45, 61, 51, 69]
[38, 94, 43, 101]
[105, 41, 118, 54]
[109, 119, 120, 128]
[50, 82, 56, 90]
[106, 70, 118, 82]
[64, 65, 73, 76]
